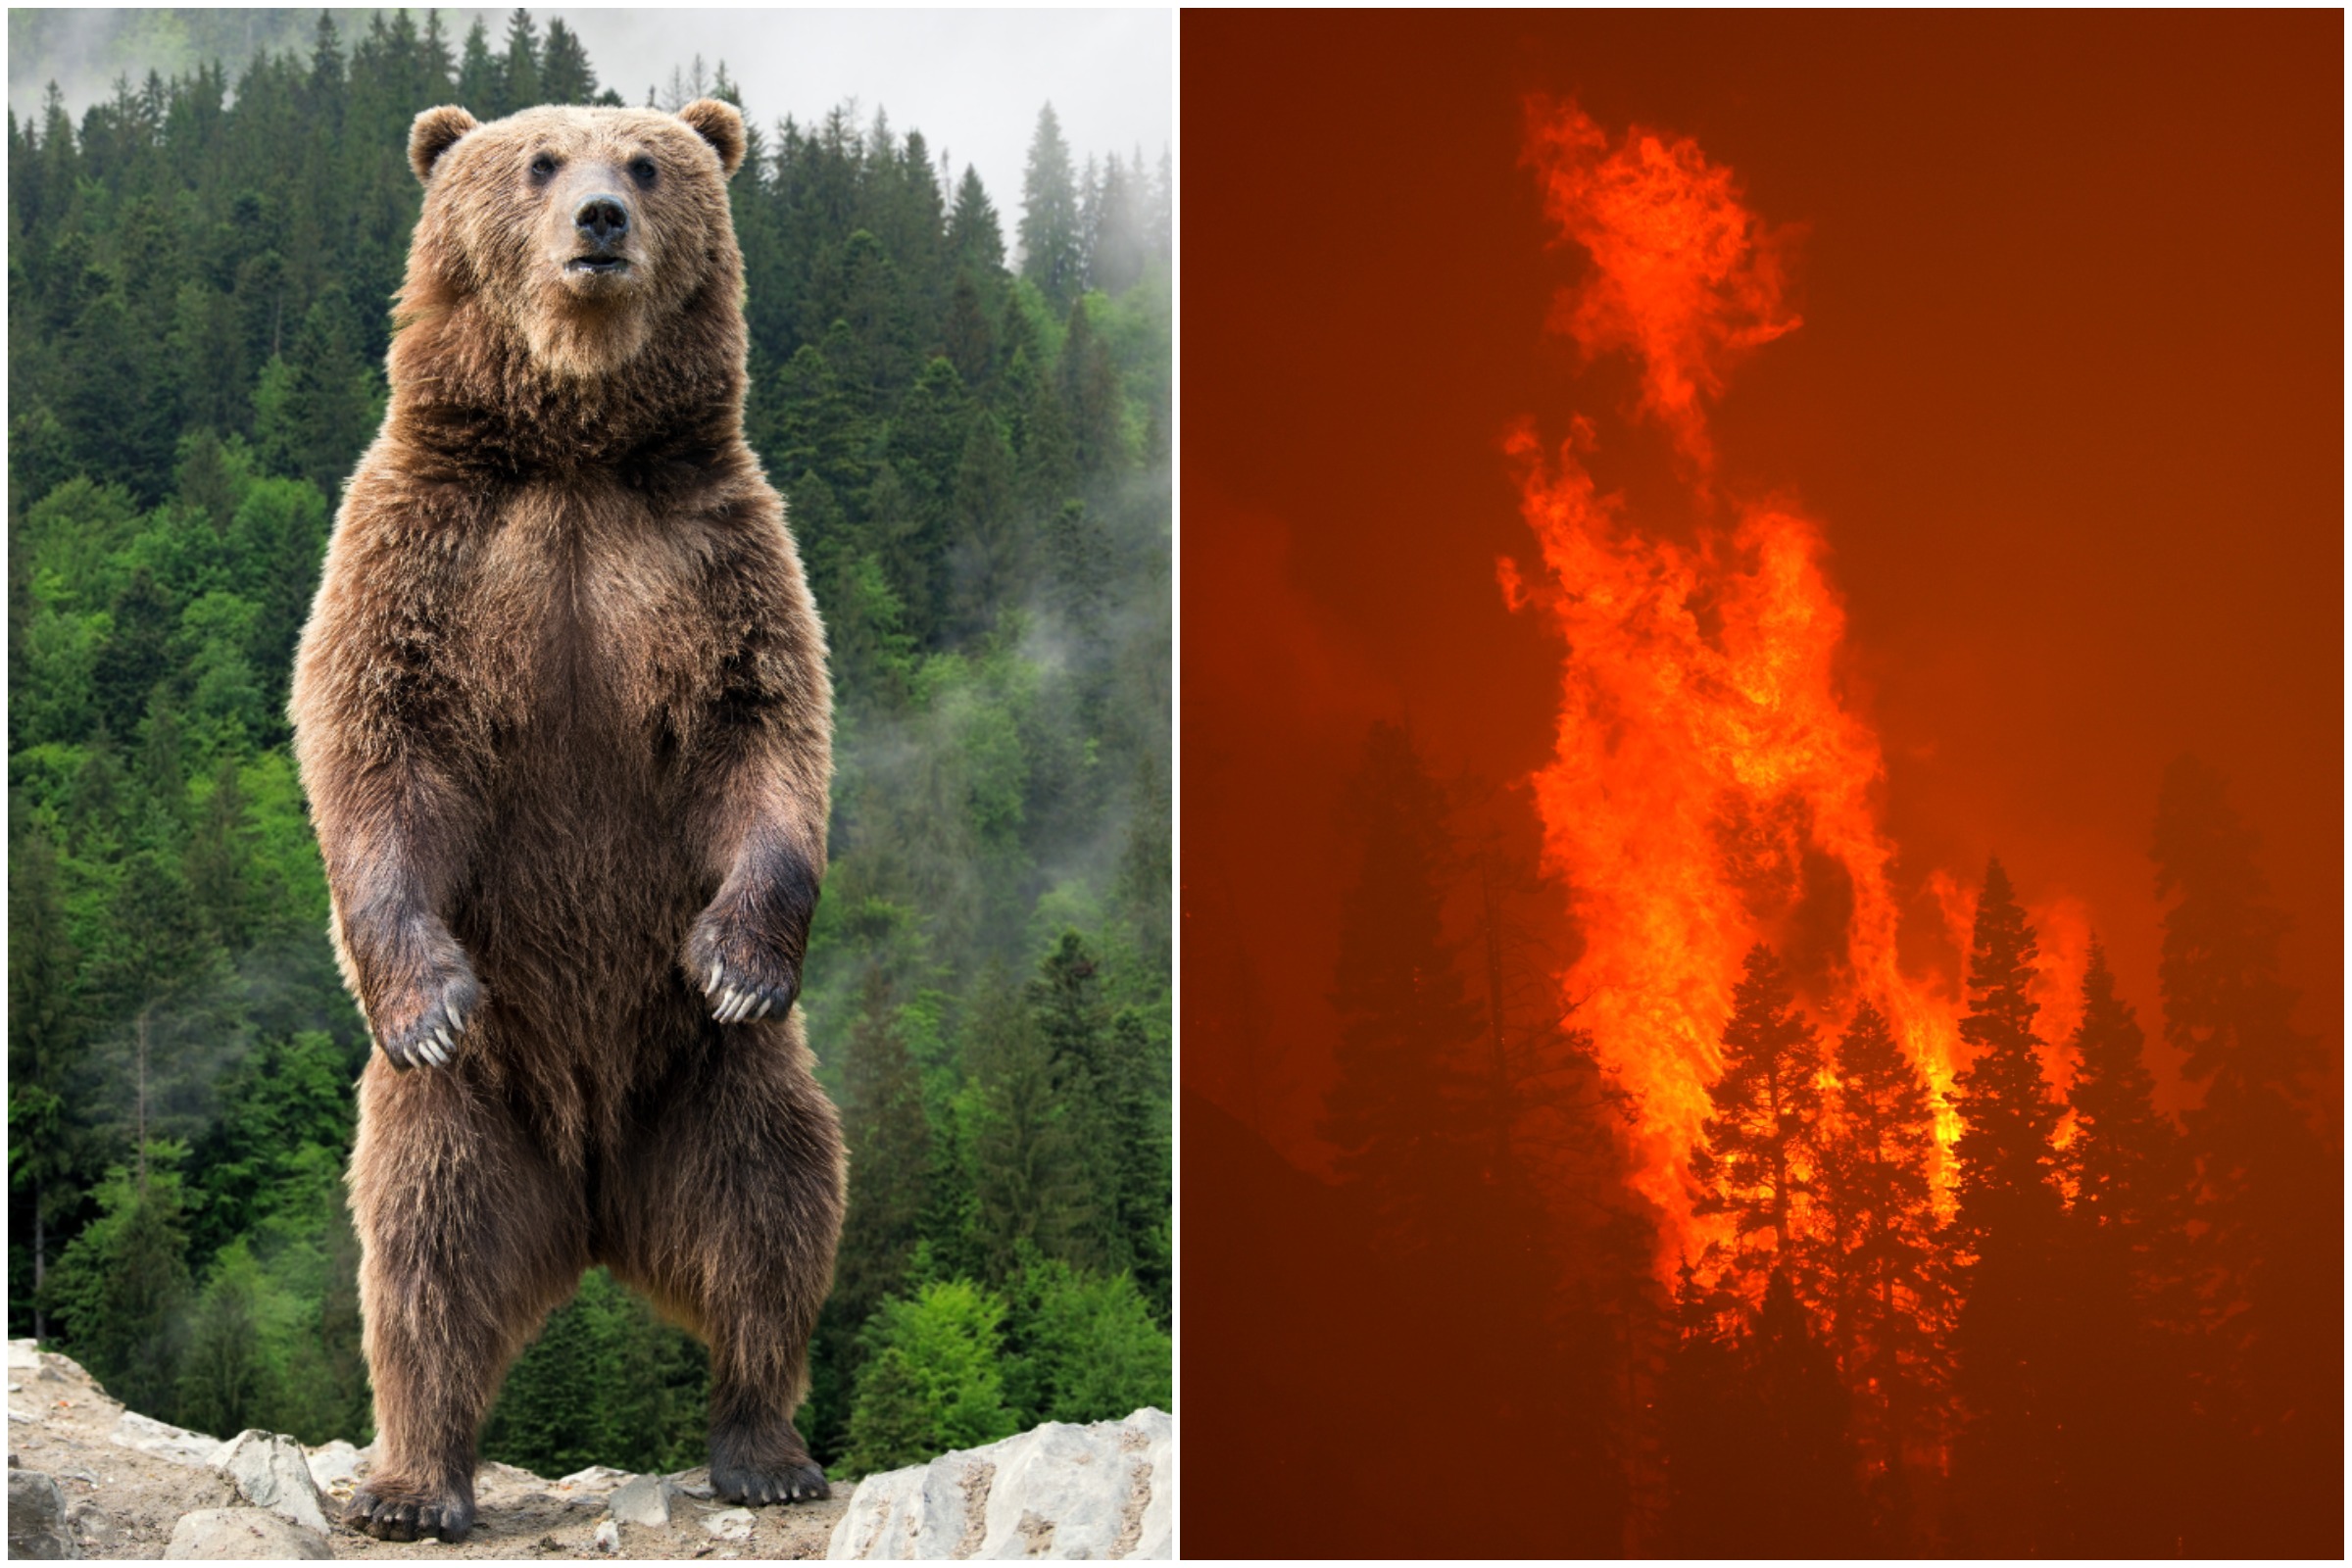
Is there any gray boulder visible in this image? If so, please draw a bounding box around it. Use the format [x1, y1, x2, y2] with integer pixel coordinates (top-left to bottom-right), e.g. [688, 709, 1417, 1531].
[8, 1468, 80, 1559]
[163, 1508, 332, 1560]
[111, 1409, 222, 1468]
[828, 1408, 1171, 1560]
[215, 1430, 332, 1535]
[608, 1472, 673, 1527]
[705, 1506, 758, 1542]
[304, 1439, 364, 1494]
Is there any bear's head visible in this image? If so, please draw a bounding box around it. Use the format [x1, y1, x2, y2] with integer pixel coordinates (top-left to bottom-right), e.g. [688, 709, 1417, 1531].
[398, 98, 747, 384]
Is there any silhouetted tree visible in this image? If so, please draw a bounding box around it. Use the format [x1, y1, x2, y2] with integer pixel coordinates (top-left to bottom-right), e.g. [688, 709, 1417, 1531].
[1690, 944, 1826, 1300]
[2153, 756, 2341, 1557]
[2049, 941, 2194, 1555]
[1945, 857, 2066, 1554]
[1817, 999, 1948, 1544]
[1320, 720, 1483, 1251]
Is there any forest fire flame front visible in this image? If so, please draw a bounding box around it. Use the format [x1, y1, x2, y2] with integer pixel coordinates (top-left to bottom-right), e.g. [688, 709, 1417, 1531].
[1503, 99, 1985, 1263]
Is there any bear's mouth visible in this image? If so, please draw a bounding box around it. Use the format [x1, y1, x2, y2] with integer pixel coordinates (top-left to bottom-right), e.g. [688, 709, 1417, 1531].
[566, 255, 631, 275]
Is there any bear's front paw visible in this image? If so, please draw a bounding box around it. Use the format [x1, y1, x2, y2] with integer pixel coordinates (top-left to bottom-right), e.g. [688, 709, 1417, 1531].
[374, 967, 480, 1071]
[687, 913, 802, 1026]
[346, 1477, 476, 1543]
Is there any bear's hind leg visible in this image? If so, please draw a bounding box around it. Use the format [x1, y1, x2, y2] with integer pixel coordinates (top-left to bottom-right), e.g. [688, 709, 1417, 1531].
[346, 1061, 587, 1543]
[607, 1016, 844, 1506]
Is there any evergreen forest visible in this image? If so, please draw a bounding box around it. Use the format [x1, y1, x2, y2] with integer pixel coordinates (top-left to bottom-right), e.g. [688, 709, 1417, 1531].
[1192, 726, 2340, 1558]
[7, 9, 1171, 1481]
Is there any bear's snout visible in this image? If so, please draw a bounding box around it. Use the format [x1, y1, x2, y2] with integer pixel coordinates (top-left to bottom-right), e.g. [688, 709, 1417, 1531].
[574, 194, 630, 254]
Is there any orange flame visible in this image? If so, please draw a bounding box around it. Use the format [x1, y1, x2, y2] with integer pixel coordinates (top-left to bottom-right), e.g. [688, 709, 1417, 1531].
[1508, 100, 1967, 1266]
[1524, 97, 1801, 473]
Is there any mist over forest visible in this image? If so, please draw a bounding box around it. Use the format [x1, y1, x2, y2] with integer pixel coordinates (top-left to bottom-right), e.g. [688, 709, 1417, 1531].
[8, 7, 1170, 1480]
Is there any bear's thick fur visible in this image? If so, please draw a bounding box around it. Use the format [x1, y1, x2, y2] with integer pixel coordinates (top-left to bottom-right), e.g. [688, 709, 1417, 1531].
[289, 98, 843, 1544]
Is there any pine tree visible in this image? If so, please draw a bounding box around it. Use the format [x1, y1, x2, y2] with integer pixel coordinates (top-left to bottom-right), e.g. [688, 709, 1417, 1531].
[2152, 756, 2340, 1556]
[947, 410, 1019, 638]
[1017, 104, 1084, 309]
[539, 19, 598, 106]
[2051, 941, 2194, 1555]
[1320, 721, 1482, 1251]
[499, 9, 542, 113]
[457, 18, 501, 117]
[958, 972, 1098, 1277]
[835, 969, 933, 1322]
[1058, 297, 1125, 479]
[2066, 943, 2184, 1291]
[1945, 857, 2067, 1555]
[44, 1146, 195, 1420]
[1690, 944, 1826, 1298]
[942, 270, 995, 390]
[948, 165, 1005, 275]
[1817, 999, 1947, 1540]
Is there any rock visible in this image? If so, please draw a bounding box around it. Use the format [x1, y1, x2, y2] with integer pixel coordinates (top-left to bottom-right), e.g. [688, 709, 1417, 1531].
[163, 1508, 332, 1560]
[1128, 1411, 1171, 1561]
[8, 1468, 80, 1559]
[304, 1440, 363, 1494]
[111, 1410, 222, 1468]
[593, 1518, 621, 1554]
[667, 1465, 717, 1499]
[68, 1500, 125, 1552]
[827, 1408, 1170, 1560]
[609, 1473, 673, 1526]
[7, 1339, 41, 1372]
[704, 1507, 757, 1541]
[558, 1463, 633, 1494]
[476, 1459, 545, 1496]
[215, 1430, 332, 1535]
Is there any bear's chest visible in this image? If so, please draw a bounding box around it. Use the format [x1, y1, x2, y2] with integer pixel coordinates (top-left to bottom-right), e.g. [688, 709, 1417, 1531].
[455, 485, 723, 755]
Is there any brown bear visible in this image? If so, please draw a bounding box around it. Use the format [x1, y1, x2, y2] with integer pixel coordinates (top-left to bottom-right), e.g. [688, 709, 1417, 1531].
[288, 97, 843, 1544]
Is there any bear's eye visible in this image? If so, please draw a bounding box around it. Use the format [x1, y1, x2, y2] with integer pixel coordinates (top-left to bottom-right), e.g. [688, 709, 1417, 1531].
[529, 153, 558, 181]
[629, 158, 659, 187]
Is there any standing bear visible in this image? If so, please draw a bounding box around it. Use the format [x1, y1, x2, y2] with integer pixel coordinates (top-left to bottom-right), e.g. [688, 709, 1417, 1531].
[289, 97, 843, 1544]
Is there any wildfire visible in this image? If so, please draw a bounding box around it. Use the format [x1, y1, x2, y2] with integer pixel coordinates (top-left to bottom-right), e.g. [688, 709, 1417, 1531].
[1506, 99, 1980, 1264]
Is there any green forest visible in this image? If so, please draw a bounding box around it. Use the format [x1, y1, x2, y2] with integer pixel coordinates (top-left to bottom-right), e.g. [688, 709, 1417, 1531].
[7, 9, 1170, 1481]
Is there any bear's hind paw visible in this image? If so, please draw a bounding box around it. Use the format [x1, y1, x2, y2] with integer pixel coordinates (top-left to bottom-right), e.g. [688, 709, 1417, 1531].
[345, 1478, 476, 1543]
[711, 1456, 830, 1506]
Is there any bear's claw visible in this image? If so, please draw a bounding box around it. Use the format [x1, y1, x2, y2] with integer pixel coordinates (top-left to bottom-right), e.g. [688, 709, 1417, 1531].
[380, 973, 479, 1072]
[346, 1479, 475, 1543]
[711, 1456, 830, 1507]
[699, 957, 795, 1026]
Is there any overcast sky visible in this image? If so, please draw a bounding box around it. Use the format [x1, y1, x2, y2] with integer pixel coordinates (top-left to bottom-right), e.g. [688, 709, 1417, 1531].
[560, 9, 1172, 213]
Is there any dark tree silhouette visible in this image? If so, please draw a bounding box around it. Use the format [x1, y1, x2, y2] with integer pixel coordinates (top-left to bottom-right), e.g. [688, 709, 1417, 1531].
[1320, 720, 1483, 1247]
[2153, 756, 2342, 1557]
[2049, 941, 2194, 1555]
[1945, 857, 2067, 1554]
[1817, 999, 1948, 1545]
[1690, 944, 1826, 1298]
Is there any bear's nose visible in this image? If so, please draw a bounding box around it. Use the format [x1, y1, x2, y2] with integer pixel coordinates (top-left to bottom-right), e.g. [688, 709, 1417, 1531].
[574, 196, 629, 248]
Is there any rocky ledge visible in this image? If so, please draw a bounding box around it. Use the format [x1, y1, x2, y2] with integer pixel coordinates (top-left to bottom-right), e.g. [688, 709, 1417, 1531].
[827, 1409, 1172, 1560]
[5, 1341, 1171, 1560]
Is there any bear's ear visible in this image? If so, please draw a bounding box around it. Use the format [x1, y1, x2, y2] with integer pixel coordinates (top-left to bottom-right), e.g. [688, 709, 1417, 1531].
[678, 98, 746, 178]
[409, 105, 479, 183]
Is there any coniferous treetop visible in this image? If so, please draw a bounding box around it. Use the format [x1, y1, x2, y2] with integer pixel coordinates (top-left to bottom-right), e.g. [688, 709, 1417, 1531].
[1949, 856, 2061, 1250]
